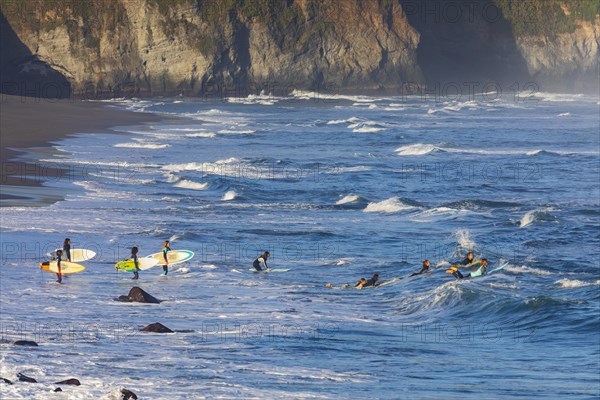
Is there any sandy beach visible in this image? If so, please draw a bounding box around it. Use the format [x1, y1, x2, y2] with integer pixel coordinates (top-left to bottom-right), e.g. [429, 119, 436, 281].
[0, 95, 160, 205]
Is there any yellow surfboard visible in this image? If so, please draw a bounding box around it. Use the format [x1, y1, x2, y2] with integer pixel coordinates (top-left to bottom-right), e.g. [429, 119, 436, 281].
[40, 260, 86, 274]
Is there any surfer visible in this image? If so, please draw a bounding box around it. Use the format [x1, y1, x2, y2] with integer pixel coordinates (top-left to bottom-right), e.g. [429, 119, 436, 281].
[354, 278, 367, 288]
[451, 258, 488, 279]
[161, 241, 171, 275]
[410, 260, 431, 276]
[363, 274, 380, 287]
[131, 246, 139, 280]
[253, 251, 270, 271]
[63, 238, 71, 262]
[460, 251, 475, 265]
[55, 249, 63, 283]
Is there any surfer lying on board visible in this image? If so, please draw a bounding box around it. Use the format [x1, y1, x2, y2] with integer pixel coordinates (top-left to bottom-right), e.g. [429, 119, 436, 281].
[451, 258, 488, 279]
[253, 251, 270, 271]
[363, 274, 380, 287]
[161, 241, 171, 275]
[63, 238, 71, 262]
[410, 260, 431, 276]
[132, 246, 139, 280]
[354, 278, 367, 288]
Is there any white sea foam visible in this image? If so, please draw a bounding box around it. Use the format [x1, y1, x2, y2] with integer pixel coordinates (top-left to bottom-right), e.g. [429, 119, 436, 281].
[520, 209, 556, 228]
[555, 278, 600, 288]
[504, 265, 553, 276]
[352, 126, 386, 133]
[184, 132, 217, 138]
[218, 129, 256, 134]
[289, 89, 382, 103]
[363, 197, 415, 213]
[336, 194, 360, 205]
[222, 190, 237, 201]
[395, 143, 440, 156]
[227, 93, 279, 105]
[173, 179, 208, 190]
[454, 229, 476, 251]
[557, 112, 571, 117]
[114, 142, 170, 149]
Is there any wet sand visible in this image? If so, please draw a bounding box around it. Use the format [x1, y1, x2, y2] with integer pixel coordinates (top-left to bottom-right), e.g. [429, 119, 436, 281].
[0, 94, 161, 206]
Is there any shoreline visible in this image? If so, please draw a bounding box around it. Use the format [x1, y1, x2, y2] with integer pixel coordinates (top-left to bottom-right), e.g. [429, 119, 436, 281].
[0, 94, 162, 206]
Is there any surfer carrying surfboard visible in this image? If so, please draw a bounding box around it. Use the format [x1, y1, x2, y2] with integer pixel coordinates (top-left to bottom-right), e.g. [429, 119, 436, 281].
[252, 251, 270, 271]
[55, 249, 63, 283]
[161, 241, 171, 275]
[131, 246, 140, 280]
[63, 238, 71, 262]
[410, 260, 431, 276]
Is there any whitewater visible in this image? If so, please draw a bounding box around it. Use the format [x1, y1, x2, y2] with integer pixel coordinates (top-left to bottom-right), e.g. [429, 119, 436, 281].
[1, 92, 599, 399]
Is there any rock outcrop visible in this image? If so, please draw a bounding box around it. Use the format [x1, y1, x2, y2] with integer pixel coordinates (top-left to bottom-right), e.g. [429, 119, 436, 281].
[141, 322, 174, 333]
[17, 373, 36, 383]
[55, 378, 81, 386]
[118, 287, 160, 303]
[13, 340, 38, 346]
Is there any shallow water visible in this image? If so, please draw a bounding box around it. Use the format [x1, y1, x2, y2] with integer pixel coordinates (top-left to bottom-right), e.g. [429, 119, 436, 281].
[1, 91, 599, 399]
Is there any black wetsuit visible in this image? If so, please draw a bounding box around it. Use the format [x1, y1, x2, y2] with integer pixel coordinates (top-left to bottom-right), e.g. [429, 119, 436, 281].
[253, 256, 268, 271]
[132, 254, 139, 279]
[363, 278, 379, 287]
[452, 269, 464, 279]
[63, 243, 71, 262]
[410, 267, 429, 277]
[56, 257, 62, 283]
[461, 256, 474, 265]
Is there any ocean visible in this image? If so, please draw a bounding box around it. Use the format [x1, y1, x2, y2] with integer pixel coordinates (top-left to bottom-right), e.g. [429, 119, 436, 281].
[1, 91, 599, 399]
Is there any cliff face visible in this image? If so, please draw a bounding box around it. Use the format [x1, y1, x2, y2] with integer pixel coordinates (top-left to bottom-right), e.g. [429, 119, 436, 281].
[0, 0, 423, 97]
[514, 17, 600, 93]
[0, 0, 598, 97]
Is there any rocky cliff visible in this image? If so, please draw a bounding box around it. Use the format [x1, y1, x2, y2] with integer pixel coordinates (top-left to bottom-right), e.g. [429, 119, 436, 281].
[1, 0, 598, 98]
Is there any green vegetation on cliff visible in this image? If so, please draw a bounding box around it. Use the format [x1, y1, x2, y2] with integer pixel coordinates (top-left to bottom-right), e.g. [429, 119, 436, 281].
[495, 0, 599, 36]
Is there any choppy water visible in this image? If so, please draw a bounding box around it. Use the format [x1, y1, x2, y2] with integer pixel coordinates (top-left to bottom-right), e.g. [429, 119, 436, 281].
[1, 91, 599, 399]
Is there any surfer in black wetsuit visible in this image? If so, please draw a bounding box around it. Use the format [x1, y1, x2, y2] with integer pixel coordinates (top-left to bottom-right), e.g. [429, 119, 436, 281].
[410, 260, 431, 276]
[132, 246, 139, 280]
[363, 274, 380, 287]
[354, 278, 367, 288]
[55, 249, 63, 283]
[63, 238, 71, 262]
[461, 252, 475, 265]
[253, 251, 270, 271]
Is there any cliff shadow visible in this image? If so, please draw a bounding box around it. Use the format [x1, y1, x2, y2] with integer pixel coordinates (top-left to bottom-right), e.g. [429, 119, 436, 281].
[399, 0, 532, 93]
[0, 11, 71, 99]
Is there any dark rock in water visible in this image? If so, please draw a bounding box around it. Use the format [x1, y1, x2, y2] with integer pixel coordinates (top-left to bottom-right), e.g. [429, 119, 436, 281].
[14, 340, 38, 346]
[17, 373, 36, 383]
[141, 322, 173, 333]
[118, 287, 160, 304]
[1, 377, 12, 384]
[121, 388, 138, 399]
[55, 378, 80, 386]
[54, 387, 62, 392]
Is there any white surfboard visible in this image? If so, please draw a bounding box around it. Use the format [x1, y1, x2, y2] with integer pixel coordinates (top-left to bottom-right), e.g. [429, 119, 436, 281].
[145, 250, 194, 265]
[47, 248, 96, 262]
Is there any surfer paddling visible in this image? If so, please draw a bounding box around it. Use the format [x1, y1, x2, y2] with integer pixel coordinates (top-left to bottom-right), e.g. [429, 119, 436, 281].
[410, 259, 431, 276]
[450, 258, 488, 279]
[253, 251, 270, 271]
